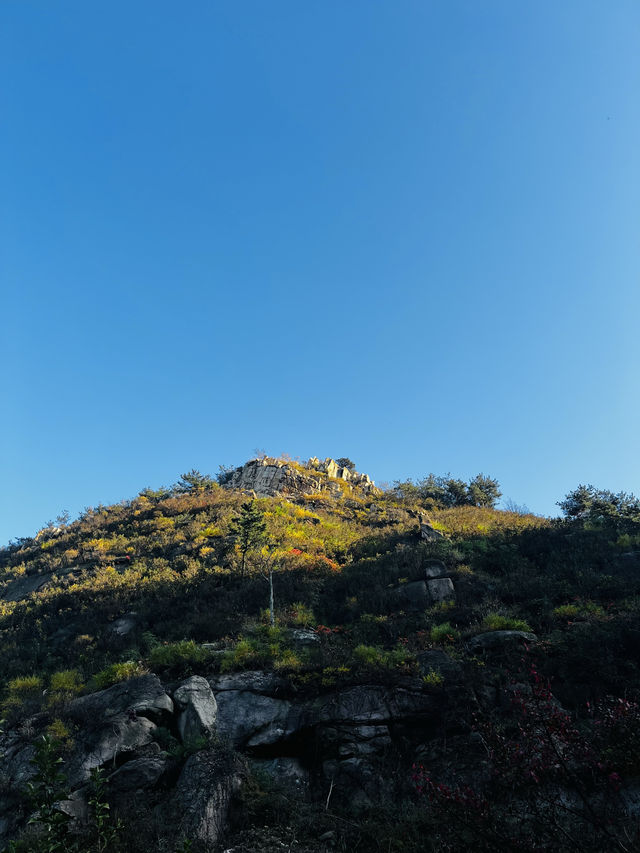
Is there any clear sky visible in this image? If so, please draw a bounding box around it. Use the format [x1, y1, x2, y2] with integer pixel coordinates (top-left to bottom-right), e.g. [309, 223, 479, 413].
[1, 1, 639, 544]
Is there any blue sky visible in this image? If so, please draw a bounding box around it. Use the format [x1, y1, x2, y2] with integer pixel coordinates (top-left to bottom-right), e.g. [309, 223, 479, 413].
[1, 1, 639, 543]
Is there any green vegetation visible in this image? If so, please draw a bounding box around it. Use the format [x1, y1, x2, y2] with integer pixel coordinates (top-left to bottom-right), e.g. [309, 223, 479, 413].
[2, 464, 640, 851]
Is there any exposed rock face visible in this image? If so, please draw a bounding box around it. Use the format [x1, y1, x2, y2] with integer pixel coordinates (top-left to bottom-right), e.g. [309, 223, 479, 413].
[69, 674, 173, 723]
[108, 750, 168, 794]
[224, 457, 378, 499]
[160, 750, 245, 849]
[173, 676, 218, 744]
[0, 662, 477, 849]
[214, 686, 295, 748]
[66, 674, 173, 784]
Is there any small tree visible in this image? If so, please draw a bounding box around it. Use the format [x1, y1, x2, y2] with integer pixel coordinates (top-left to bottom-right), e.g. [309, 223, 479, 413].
[336, 457, 356, 472]
[174, 469, 215, 494]
[229, 500, 268, 576]
[467, 473, 501, 508]
[558, 485, 640, 523]
[257, 542, 280, 627]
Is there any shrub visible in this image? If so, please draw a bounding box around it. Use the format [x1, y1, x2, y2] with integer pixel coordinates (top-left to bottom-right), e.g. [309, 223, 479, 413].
[273, 650, 304, 672]
[481, 612, 532, 632]
[2, 674, 43, 715]
[92, 660, 146, 690]
[552, 601, 607, 622]
[48, 669, 84, 706]
[149, 640, 212, 674]
[286, 602, 315, 627]
[353, 644, 416, 672]
[220, 638, 265, 673]
[46, 718, 75, 751]
[422, 670, 444, 687]
[430, 622, 460, 644]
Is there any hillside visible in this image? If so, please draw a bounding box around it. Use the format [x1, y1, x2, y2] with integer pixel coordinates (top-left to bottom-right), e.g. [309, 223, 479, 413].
[2, 458, 640, 852]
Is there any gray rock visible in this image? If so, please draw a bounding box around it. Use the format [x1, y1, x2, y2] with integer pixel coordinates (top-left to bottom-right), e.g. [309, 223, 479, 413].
[173, 676, 218, 744]
[467, 630, 538, 653]
[69, 674, 173, 724]
[311, 685, 438, 727]
[68, 714, 157, 784]
[427, 577, 455, 603]
[335, 725, 391, 758]
[160, 750, 244, 849]
[291, 629, 320, 647]
[424, 560, 448, 578]
[66, 675, 173, 784]
[109, 614, 137, 637]
[56, 789, 88, 825]
[223, 457, 378, 498]
[210, 671, 287, 694]
[108, 754, 168, 792]
[1, 572, 53, 602]
[420, 523, 445, 542]
[214, 691, 295, 748]
[399, 580, 429, 611]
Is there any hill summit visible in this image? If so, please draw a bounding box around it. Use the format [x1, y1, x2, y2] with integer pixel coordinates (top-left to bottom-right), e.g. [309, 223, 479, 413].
[222, 455, 379, 498]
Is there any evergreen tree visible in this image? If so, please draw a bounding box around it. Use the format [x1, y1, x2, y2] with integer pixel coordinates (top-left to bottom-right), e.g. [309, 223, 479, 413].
[467, 473, 502, 508]
[174, 469, 215, 494]
[229, 500, 268, 575]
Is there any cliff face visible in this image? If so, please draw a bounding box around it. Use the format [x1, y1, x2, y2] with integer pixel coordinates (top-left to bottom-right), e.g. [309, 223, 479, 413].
[223, 457, 378, 498]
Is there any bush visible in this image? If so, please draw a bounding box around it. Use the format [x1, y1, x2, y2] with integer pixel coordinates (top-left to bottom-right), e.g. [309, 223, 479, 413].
[48, 669, 85, 706]
[353, 644, 416, 672]
[481, 612, 532, 632]
[430, 622, 460, 644]
[2, 674, 43, 716]
[92, 661, 146, 690]
[149, 640, 212, 674]
[422, 669, 444, 687]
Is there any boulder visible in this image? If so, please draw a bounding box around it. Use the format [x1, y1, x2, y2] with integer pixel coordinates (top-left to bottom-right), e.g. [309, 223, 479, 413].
[56, 789, 89, 826]
[424, 560, 448, 579]
[69, 674, 173, 724]
[66, 675, 173, 784]
[108, 614, 137, 637]
[160, 750, 245, 849]
[427, 577, 455, 603]
[173, 676, 218, 744]
[214, 691, 295, 748]
[291, 628, 320, 647]
[420, 523, 444, 542]
[68, 714, 157, 784]
[467, 630, 538, 654]
[311, 685, 439, 727]
[108, 753, 169, 793]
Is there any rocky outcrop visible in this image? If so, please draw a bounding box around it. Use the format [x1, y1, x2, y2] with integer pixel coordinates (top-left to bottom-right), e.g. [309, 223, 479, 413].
[66, 674, 173, 784]
[173, 676, 218, 744]
[160, 750, 245, 849]
[0, 665, 471, 849]
[224, 457, 378, 499]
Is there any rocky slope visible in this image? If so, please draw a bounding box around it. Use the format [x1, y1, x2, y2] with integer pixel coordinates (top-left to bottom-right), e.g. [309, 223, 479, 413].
[1, 462, 640, 851]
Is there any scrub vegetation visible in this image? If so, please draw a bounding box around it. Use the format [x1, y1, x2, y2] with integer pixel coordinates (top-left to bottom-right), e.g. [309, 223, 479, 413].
[2, 464, 640, 851]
